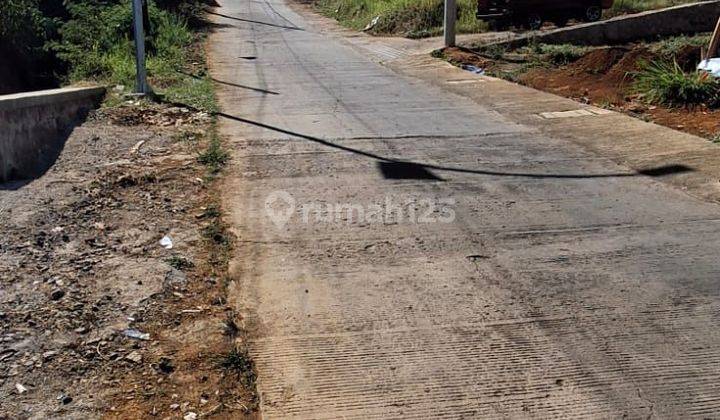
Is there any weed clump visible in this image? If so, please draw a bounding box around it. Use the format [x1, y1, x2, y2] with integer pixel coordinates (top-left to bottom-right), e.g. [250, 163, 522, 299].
[650, 34, 710, 58]
[166, 255, 195, 270]
[198, 133, 229, 173]
[538, 44, 589, 65]
[219, 347, 257, 387]
[202, 220, 229, 245]
[633, 60, 720, 108]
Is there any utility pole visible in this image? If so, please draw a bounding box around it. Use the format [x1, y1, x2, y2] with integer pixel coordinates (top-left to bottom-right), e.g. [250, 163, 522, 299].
[444, 0, 457, 47]
[132, 0, 149, 94]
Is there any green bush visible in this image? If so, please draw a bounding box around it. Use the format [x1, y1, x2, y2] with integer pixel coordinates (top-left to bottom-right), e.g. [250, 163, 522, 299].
[0, 0, 214, 102]
[0, 0, 54, 51]
[54, 0, 193, 85]
[0, 0, 61, 91]
[633, 60, 720, 107]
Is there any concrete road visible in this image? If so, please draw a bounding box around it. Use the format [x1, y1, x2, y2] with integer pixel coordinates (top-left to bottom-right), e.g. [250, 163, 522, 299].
[208, 0, 720, 418]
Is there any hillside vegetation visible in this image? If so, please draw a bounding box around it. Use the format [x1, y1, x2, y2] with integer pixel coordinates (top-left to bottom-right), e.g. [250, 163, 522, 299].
[309, 0, 701, 38]
[608, 0, 698, 15]
[0, 0, 215, 106]
[314, 0, 486, 38]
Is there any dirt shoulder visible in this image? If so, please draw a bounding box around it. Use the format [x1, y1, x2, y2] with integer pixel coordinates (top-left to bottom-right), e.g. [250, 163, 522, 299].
[0, 98, 258, 419]
[439, 36, 719, 140]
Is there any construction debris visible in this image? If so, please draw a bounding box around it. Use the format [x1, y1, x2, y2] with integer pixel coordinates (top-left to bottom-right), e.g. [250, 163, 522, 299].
[122, 329, 150, 341]
[699, 16, 720, 76]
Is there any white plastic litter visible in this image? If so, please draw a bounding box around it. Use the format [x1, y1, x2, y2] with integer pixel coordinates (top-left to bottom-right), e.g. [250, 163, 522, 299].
[159, 235, 173, 249]
[461, 64, 485, 75]
[123, 329, 150, 340]
[363, 16, 380, 31]
[697, 58, 720, 77]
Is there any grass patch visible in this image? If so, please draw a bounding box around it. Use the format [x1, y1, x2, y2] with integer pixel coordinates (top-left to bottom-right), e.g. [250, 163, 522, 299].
[198, 131, 229, 174]
[162, 73, 218, 113]
[608, 0, 698, 15]
[201, 204, 222, 219]
[650, 33, 711, 58]
[475, 43, 508, 60]
[166, 255, 195, 270]
[633, 60, 720, 107]
[313, 0, 486, 37]
[202, 219, 229, 245]
[531, 44, 589, 65]
[219, 347, 257, 387]
[486, 62, 542, 82]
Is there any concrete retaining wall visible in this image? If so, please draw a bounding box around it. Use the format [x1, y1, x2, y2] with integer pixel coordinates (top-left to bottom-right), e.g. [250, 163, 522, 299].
[488, 0, 720, 49]
[1, 86, 105, 182]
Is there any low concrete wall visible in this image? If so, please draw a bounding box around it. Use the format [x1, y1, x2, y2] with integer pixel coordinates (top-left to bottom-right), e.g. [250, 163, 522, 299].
[486, 0, 720, 49]
[0, 86, 105, 182]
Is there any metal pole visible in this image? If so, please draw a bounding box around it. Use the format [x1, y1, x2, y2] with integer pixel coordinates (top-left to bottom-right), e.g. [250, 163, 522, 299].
[132, 0, 149, 94]
[444, 0, 457, 47]
[707, 16, 720, 60]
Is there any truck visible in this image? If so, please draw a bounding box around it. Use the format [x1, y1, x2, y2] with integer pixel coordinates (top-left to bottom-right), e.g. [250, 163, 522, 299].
[477, 0, 615, 30]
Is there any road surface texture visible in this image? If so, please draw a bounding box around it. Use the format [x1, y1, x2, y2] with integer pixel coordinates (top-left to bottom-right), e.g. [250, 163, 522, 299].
[208, 0, 720, 418]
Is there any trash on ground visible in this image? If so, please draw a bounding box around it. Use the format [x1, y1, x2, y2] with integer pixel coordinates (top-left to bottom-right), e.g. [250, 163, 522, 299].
[363, 16, 380, 31]
[57, 394, 73, 405]
[125, 351, 143, 364]
[698, 58, 720, 77]
[158, 357, 175, 374]
[122, 329, 150, 341]
[15, 383, 28, 394]
[461, 64, 485, 75]
[160, 235, 174, 249]
[50, 289, 65, 301]
[130, 140, 146, 154]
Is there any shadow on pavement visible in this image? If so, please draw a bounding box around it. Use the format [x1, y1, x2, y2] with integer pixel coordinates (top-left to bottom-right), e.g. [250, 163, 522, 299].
[162, 99, 695, 181]
[179, 71, 279, 95]
[206, 10, 304, 31]
[379, 162, 445, 181]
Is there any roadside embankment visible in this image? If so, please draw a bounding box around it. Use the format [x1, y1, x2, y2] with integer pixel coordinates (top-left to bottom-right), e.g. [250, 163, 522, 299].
[478, 0, 720, 49]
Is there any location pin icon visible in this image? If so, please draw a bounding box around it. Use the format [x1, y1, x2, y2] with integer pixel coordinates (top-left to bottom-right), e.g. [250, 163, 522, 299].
[264, 190, 296, 230]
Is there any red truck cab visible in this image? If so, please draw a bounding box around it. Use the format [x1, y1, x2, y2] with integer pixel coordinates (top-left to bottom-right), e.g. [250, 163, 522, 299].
[477, 0, 615, 30]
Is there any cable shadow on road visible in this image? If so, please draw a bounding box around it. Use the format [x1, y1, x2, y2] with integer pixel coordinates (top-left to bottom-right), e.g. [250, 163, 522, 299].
[206, 10, 304, 31]
[164, 100, 694, 180]
[178, 71, 279, 96]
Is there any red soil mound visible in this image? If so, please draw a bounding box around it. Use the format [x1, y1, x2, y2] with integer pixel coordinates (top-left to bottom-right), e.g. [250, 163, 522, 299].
[568, 47, 627, 75]
[520, 46, 657, 105]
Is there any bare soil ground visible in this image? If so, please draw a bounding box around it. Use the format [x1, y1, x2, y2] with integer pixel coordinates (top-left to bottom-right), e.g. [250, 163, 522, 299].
[441, 43, 720, 139]
[0, 100, 258, 419]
